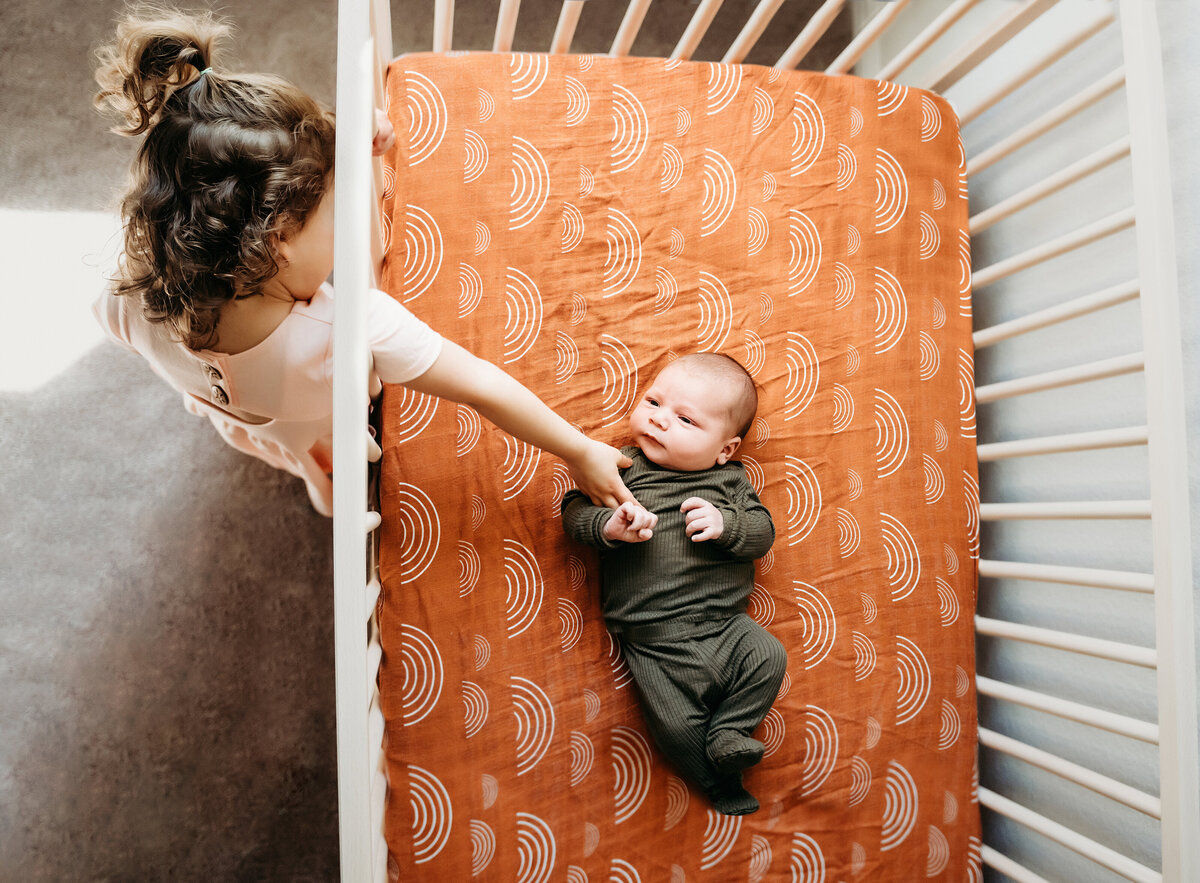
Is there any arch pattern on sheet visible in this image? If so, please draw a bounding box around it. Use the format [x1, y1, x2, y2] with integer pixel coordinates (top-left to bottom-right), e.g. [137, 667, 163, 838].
[378, 53, 979, 882]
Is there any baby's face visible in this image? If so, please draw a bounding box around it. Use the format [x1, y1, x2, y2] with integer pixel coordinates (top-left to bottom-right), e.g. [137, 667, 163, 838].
[628, 363, 742, 471]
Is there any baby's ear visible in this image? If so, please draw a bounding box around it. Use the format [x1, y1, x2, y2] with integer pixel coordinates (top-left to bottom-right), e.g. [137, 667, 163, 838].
[715, 436, 742, 465]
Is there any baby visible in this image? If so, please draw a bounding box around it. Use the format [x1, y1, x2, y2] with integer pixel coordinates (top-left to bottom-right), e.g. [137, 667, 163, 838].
[561, 353, 786, 815]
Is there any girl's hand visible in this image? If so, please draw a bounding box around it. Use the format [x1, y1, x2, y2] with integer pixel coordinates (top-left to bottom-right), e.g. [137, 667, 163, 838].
[603, 502, 658, 543]
[372, 108, 395, 156]
[681, 496, 724, 542]
[568, 440, 635, 510]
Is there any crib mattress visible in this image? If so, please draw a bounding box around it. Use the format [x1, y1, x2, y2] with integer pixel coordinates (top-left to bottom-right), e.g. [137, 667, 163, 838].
[377, 52, 979, 881]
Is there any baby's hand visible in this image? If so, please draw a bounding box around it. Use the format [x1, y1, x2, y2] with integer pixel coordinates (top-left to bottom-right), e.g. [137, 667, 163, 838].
[681, 497, 724, 542]
[372, 108, 396, 156]
[603, 502, 658, 543]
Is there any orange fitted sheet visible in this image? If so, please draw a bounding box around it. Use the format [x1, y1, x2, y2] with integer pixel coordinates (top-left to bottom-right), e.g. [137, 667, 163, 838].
[377, 52, 980, 881]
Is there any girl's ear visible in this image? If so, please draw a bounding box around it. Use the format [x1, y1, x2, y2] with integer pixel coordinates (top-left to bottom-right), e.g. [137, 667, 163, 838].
[715, 436, 742, 465]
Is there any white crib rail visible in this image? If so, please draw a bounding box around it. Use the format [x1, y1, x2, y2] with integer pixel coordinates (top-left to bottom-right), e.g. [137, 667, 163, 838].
[331, 2, 1198, 880]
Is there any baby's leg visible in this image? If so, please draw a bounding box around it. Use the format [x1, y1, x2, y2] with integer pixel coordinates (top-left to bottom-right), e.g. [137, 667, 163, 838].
[706, 617, 788, 775]
[622, 638, 760, 815]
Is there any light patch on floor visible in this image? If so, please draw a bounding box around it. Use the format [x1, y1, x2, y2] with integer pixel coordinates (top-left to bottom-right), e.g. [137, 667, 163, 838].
[2, 208, 121, 392]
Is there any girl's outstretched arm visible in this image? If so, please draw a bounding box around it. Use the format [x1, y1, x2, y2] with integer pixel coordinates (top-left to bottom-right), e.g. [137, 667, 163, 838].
[403, 339, 635, 509]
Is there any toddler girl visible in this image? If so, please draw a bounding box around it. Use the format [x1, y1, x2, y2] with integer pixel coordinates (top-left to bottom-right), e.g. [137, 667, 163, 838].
[92, 9, 633, 515]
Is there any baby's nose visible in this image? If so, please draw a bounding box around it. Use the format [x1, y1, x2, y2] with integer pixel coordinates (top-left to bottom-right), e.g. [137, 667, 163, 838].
[650, 413, 668, 429]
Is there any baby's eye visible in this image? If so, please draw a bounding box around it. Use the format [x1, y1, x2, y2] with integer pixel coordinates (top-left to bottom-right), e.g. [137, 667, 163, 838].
[679, 416, 693, 425]
[647, 398, 659, 407]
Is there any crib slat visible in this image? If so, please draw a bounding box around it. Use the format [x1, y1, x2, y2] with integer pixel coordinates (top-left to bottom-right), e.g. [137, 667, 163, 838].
[366, 577, 382, 613]
[971, 207, 1137, 290]
[972, 279, 1139, 348]
[611, 0, 652, 57]
[493, 0, 521, 52]
[979, 727, 1162, 818]
[551, 0, 586, 54]
[980, 846, 1053, 883]
[976, 425, 1147, 462]
[773, 0, 845, 71]
[825, 0, 910, 75]
[716, 0, 783, 64]
[970, 137, 1131, 234]
[979, 789, 1164, 883]
[968, 68, 1125, 177]
[979, 500, 1151, 520]
[434, 0, 454, 52]
[956, 8, 1116, 126]
[920, 0, 1058, 93]
[874, 0, 979, 81]
[672, 0, 725, 61]
[976, 676, 1158, 743]
[976, 616, 1156, 668]
[975, 352, 1144, 404]
[979, 559, 1154, 593]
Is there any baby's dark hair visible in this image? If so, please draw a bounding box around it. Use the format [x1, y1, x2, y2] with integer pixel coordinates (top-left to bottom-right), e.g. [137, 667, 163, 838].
[671, 353, 758, 439]
[94, 7, 336, 349]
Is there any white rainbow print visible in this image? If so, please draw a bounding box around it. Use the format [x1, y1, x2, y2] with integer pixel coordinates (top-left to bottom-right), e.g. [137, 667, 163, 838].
[584, 688, 601, 722]
[896, 635, 932, 725]
[958, 348, 977, 438]
[502, 435, 541, 500]
[481, 772, 499, 810]
[675, 104, 692, 137]
[561, 202, 584, 252]
[462, 679, 488, 738]
[599, 334, 638, 428]
[955, 665, 970, 699]
[875, 148, 909, 234]
[579, 165, 595, 198]
[933, 418, 949, 453]
[751, 87, 774, 135]
[920, 94, 943, 142]
[803, 705, 839, 796]
[748, 835, 772, 883]
[395, 482, 441, 584]
[860, 591, 877, 624]
[919, 211, 940, 260]
[399, 623, 444, 727]
[919, 331, 940, 381]
[791, 92, 825, 176]
[558, 596, 583, 652]
[784, 456, 822, 545]
[743, 329, 767, 376]
[964, 469, 980, 558]
[515, 812, 557, 883]
[556, 331, 580, 384]
[669, 226, 685, 259]
[389, 386, 439, 445]
[477, 87, 495, 123]
[504, 538, 544, 638]
[874, 388, 910, 478]
[968, 836, 983, 882]
[564, 75, 590, 126]
[503, 267, 543, 363]
[932, 178, 947, 210]
[549, 463, 572, 515]
[701, 148, 737, 237]
[697, 271, 733, 352]
[569, 292, 588, 325]
[849, 755, 872, 807]
[569, 730, 594, 786]
[407, 764, 453, 864]
[610, 858, 643, 883]
[923, 452, 946, 505]
[848, 466, 863, 502]
[881, 761, 919, 851]
[707, 62, 743, 115]
[402, 204, 443, 303]
[852, 631, 876, 682]
[473, 634, 490, 671]
[612, 84, 649, 173]
[847, 223, 862, 257]
[958, 229, 972, 315]
[511, 137, 550, 230]
[936, 576, 959, 626]
[789, 832, 826, 883]
[874, 267, 907, 353]
[463, 128, 488, 183]
[470, 819, 495, 876]
[760, 707, 786, 758]
[456, 404, 481, 457]
[473, 220, 491, 255]
[836, 144, 857, 191]
[877, 80, 908, 117]
[665, 776, 689, 831]
[762, 171, 777, 202]
[607, 631, 633, 689]
[849, 106, 864, 137]
[787, 210, 821, 296]
[740, 455, 766, 495]
[511, 53, 549, 100]
[603, 208, 642, 297]
[661, 143, 684, 193]
[794, 581, 837, 670]
[836, 507, 861, 557]
[512, 677, 556, 776]
[881, 512, 921, 601]
[939, 698, 962, 750]
[832, 383, 855, 434]
[927, 825, 950, 877]
[944, 790, 959, 825]
[700, 811, 742, 869]
[612, 725, 652, 823]
[747, 205, 769, 256]
[458, 540, 480, 598]
[458, 262, 483, 318]
[748, 583, 776, 626]
[654, 266, 678, 315]
[404, 70, 447, 166]
[932, 297, 947, 330]
[783, 332, 819, 420]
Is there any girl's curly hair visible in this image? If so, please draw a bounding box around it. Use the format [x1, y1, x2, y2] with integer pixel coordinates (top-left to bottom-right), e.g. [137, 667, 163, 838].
[95, 7, 336, 350]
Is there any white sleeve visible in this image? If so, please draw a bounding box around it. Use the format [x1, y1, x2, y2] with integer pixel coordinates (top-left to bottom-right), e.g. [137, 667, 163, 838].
[366, 288, 444, 383]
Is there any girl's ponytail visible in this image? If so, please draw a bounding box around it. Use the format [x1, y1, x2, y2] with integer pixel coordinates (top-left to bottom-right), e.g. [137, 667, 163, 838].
[94, 8, 229, 136]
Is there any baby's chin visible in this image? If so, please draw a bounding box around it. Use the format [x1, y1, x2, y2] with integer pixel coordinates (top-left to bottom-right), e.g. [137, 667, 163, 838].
[635, 441, 713, 473]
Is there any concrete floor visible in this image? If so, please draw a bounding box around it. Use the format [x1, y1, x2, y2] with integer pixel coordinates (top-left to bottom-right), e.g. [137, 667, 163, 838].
[0, 1, 847, 879]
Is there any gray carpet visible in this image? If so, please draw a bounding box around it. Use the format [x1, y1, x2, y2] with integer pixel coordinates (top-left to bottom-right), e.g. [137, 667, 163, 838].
[1, 1, 847, 879]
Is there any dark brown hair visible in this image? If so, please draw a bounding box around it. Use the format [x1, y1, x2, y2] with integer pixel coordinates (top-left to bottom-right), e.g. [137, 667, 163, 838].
[671, 353, 759, 439]
[94, 7, 336, 349]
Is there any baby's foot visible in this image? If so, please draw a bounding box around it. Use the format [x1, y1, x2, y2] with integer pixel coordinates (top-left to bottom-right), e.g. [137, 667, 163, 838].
[707, 777, 760, 815]
[707, 730, 765, 777]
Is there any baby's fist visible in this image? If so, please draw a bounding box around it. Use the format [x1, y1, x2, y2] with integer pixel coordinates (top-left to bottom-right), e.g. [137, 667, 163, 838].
[681, 497, 723, 542]
[603, 502, 657, 543]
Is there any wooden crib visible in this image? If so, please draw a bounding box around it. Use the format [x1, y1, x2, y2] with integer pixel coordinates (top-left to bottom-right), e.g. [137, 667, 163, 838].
[330, 1, 1197, 880]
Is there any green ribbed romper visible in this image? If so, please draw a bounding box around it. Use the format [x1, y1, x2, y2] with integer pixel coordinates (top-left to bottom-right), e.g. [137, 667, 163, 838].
[561, 448, 787, 814]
